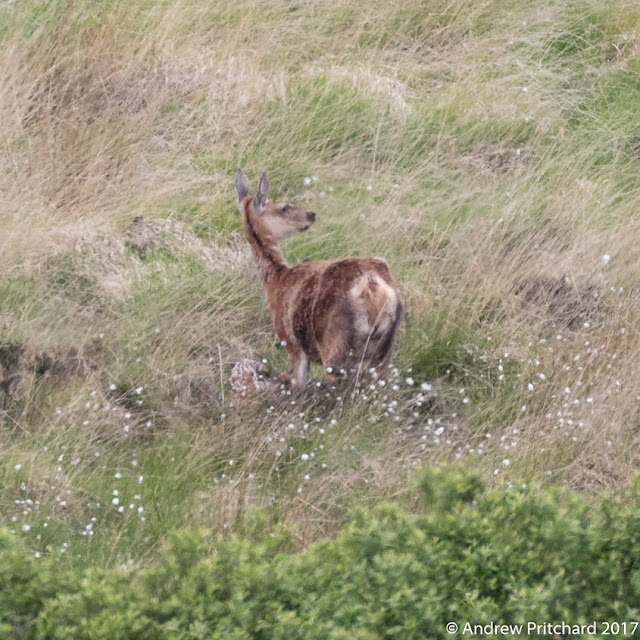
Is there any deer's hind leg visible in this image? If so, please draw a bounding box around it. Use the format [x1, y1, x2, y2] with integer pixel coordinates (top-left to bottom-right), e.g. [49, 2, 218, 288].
[316, 319, 355, 382]
[368, 332, 394, 373]
[315, 295, 360, 382]
[369, 300, 403, 374]
[285, 347, 309, 387]
[318, 336, 350, 382]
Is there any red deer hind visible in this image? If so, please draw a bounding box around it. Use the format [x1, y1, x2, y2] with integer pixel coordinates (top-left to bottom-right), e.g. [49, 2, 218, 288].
[236, 169, 403, 386]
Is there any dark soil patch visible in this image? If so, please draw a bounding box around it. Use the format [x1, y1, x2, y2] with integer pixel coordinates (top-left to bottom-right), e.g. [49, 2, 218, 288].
[511, 275, 600, 328]
[458, 143, 526, 177]
[0, 343, 95, 411]
[124, 216, 161, 257]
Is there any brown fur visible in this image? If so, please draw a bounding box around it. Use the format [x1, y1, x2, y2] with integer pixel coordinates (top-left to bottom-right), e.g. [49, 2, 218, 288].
[235, 170, 403, 386]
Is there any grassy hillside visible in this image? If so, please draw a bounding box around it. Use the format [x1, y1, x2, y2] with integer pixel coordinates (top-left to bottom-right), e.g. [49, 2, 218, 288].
[1, 0, 639, 572]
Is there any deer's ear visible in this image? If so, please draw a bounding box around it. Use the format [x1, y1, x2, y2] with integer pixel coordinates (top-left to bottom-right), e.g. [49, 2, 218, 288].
[235, 169, 250, 212]
[255, 172, 270, 213]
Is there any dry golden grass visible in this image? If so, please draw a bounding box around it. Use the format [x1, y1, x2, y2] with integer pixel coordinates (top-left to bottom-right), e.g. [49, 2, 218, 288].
[1, 0, 640, 566]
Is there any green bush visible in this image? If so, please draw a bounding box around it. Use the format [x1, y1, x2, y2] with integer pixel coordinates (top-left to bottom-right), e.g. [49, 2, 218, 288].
[2, 466, 640, 639]
[0, 529, 56, 640]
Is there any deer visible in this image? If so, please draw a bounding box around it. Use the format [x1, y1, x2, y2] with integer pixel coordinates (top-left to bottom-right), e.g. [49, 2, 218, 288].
[235, 169, 403, 387]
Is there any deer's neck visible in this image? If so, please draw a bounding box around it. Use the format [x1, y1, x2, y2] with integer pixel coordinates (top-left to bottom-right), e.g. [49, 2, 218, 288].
[242, 198, 288, 295]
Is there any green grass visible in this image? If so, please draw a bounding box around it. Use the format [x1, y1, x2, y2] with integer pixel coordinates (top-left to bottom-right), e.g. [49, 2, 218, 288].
[1, 0, 640, 576]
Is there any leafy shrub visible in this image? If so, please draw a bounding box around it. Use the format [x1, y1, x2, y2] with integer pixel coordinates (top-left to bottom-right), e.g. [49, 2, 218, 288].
[2, 466, 639, 639]
[0, 530, 56, 640]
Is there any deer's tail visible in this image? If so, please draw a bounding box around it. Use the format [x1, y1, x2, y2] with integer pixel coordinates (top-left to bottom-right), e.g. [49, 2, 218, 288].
[348, 273, 401, 339]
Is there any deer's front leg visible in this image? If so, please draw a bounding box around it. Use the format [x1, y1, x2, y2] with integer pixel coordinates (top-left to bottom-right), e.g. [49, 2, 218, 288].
[288, 349, 309, 387]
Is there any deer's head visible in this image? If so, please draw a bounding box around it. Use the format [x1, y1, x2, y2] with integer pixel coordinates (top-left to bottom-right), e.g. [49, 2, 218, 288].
[235, 169, 316, 240]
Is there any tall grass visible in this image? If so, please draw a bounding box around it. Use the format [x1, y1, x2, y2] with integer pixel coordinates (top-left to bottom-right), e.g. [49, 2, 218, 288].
[1, 0, 639, 569]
